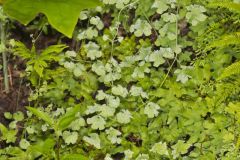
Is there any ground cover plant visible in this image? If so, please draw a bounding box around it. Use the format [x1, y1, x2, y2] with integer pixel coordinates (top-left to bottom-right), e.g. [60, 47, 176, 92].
[0, 0, 240, 159]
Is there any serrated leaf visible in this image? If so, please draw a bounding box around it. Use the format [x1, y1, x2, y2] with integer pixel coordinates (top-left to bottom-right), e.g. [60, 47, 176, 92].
[3, 0, 102, 37]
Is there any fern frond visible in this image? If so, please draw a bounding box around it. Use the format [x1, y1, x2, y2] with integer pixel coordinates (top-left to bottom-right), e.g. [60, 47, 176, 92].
[13, 41, 32, 59]
[208, 2, 240, 14]
[207, 32, 240, 49]
[218, 61, 240, 80]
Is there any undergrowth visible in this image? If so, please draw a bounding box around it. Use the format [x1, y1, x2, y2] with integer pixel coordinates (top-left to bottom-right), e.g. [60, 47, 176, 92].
[0, 0, 240, 160]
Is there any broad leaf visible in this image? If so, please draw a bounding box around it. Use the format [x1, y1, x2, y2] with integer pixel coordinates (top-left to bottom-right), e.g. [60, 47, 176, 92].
[3, 0, 101, 37]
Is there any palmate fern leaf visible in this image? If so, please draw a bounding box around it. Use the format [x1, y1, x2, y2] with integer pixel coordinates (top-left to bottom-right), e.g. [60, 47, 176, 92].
[207, 32, 240, 49]
[218, 61, 240, 80]
[208, 2, 240, 14]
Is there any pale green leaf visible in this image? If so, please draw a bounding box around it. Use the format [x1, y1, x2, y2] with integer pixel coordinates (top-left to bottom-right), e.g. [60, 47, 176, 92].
[112, 85, 128, 98]
[83, 133, 101, 149]
[116, 110, 132, 124]
[106, 127, 122, 144]
[150, 142, 169, 156]
[87, 115, 106, 130]
[144, 102, 160, 118]
[62, 131, 78, 145]
[19, 139, 30, 150]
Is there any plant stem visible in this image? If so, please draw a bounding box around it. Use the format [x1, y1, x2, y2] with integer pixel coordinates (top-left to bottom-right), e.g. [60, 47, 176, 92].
[1, 22, 9, 93]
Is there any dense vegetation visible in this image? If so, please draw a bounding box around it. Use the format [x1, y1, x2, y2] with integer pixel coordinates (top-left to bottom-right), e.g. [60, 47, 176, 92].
[0, 0, 240, 159]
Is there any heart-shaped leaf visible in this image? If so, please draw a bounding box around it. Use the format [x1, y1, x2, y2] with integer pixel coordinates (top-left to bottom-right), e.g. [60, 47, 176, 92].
[3, 0, 101, 37]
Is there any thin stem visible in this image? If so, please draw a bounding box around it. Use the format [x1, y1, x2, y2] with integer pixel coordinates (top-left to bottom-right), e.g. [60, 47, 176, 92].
[1, 22, 9, 93]
[160, 6, 179, 87]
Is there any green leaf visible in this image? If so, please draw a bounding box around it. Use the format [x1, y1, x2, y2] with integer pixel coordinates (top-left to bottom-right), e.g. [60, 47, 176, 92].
[111, 85, 128, 98]
[160, 47, 174, 59]
[3, 0, 102, 37]
[13, 111, 24, 121]
[151, 0, 169, 14]
[116, 110, 132, 124]
[124, 150, 134, 160]
[4, 112, 12, 119]
[84, 42, 102, 60]
[208, 2, 240, 13]
[83, 133, 101, 149]
[99, 104, 116, 117]
[172, 140, 191, 159]
[28, 138, 55, 158]
[150, 142, 169, 156]
[106, 127, 122, 144]
[57, 105, 80, 131]
[148, 50, 165, 67]
[90, 16, 104, 30]
[130, 86, 148, 99]
[62, 131, 78, 145]
[186, 5, 207, 26]
[87, 115, 106, 130]
[0, 124, 17, 143]
[144, 102, 160, 118]
[19, 139, 30, 150]
[0, 123, 8, 135]
[136, 154, 149, 160]
[130, 19, 152, 37]
[69, 118, 86, 131]
[27, 107, 54, 127]
[62, 154, 88, 160]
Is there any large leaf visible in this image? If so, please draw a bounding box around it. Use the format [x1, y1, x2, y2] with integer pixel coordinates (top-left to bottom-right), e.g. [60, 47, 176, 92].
[3, 0, 101, 37]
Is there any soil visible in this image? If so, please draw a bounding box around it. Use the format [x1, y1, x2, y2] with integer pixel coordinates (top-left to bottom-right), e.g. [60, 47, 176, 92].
[0, 69, 29, 126]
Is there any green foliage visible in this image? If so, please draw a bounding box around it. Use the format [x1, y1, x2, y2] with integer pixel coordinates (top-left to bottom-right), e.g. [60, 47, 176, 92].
[207, 32, 240, 49]
[3, 0, 101, 37]
[218, 60, 240, 80]
[13, 41, 67, 79]
[209, 1, 240, 13]
[0, 0, 240, 159]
